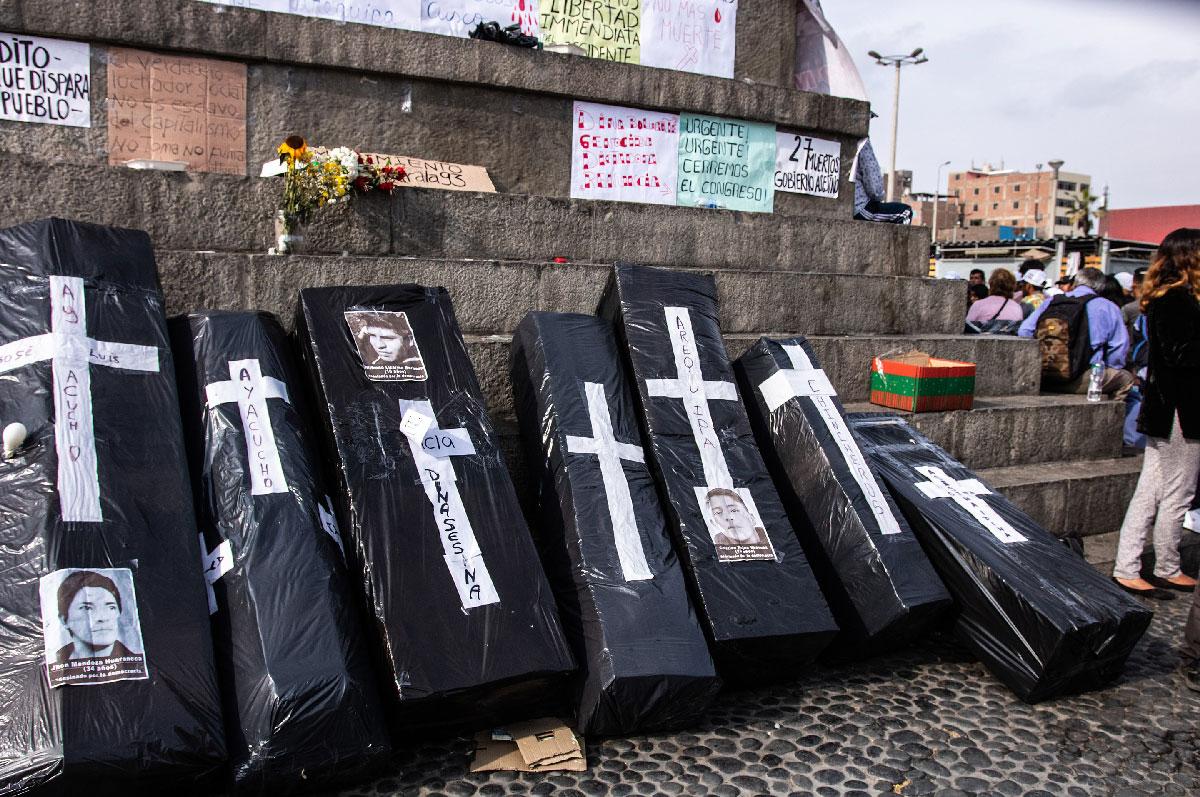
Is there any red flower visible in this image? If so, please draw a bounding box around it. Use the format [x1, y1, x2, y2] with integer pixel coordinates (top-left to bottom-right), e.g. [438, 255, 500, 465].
[382, 165, 393, 174]
[355, 176, 370, 190]
[395, 166, 408, 181]
[366, 155, 374, 164]
[357, 155, 364, 164]
[379, 181, 394, 191]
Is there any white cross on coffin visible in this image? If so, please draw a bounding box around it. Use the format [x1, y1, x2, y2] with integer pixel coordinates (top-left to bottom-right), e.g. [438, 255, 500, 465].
[205, 358, 291, 495]
[565, 381, 654, 582]
[913, 465, 1026, 544]
[397, 399, 500, 610]
[0, 276, 159, 522]
[757, 344, 903, 536]
[644, 306, 740, 489]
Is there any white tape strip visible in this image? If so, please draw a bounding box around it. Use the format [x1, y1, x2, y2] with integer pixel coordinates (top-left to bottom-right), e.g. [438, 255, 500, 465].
[914, 465, 1026, 544]
[200, 535, 235, 614]
[206, 359, 290, 495]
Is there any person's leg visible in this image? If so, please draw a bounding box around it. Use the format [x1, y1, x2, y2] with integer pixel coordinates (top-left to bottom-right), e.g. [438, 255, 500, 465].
[1102, 367, 1135, 402]
[1150, 414, 1200, 580]
[1113, 439, 1165, 580]
[1182, 582, 1200, 666]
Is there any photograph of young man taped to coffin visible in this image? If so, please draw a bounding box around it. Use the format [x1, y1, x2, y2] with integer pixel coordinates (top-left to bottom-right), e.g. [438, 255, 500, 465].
[344, 309, 428, 381]
[40, 568, 149, 688]
[701, 487, 775, 562]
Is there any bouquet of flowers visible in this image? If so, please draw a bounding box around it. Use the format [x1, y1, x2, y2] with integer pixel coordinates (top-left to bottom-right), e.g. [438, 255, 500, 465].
[277, 136, 408, 236]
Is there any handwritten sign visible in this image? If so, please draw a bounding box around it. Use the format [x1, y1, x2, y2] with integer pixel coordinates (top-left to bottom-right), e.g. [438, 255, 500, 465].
[106, 47, 247, 174]
[676, 112, 774, 213]
[363, 153, 497, 193]
[200, 0, 420, 30]
[421, 0, 539, 37]
[773, 132, 840, 198]
[0, 34, 90, 127]
[570, 100, 679, 205]
[640, 0, 735, 78]
[540, 0, 640, 63]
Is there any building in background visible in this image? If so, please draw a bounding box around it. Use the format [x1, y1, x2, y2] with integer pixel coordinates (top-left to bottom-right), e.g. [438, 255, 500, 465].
[1099, 205, 1200, 245]
[935, 165, 1091, 241]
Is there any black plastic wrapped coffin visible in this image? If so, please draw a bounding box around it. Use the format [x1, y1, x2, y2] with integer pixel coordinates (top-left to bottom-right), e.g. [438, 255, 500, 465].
[510, 312, 722, 736]
[734, 337, 951, 656]
[847, 413, 1154, 703]
[296, 285, 574, 735]
[598, 264, 838, 679]
[169, 311, 391, 793]
[0, 219, 225, 793]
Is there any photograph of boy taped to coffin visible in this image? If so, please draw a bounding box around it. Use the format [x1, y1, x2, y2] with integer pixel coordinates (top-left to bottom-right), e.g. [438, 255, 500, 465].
[344, 310, 428, 381]
[39, 568, 149, 688]
[699, 487, 775, 562]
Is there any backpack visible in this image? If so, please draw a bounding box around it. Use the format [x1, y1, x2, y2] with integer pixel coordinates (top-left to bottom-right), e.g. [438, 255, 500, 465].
[1035, 294, 1098, 384]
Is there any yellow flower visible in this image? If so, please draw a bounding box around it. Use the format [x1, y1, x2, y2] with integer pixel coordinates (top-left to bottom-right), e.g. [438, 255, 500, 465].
[278, 135, 308, 166]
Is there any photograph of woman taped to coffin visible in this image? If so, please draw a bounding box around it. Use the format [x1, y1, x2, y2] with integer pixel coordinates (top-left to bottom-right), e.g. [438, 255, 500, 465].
[344, 310, 428, 381]
[40, 568, 149, 687]
[705, 487, 773, 558]
[55, 571, 136, 662]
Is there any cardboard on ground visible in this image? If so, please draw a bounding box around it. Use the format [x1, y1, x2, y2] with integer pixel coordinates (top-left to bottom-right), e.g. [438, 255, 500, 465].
[471, 718, 586, 773]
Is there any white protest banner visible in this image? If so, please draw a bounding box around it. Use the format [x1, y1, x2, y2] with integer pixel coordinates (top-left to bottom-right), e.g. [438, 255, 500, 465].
[570, 100, 679, 206]
[199, 0, 421, 31]
[640, 0, 736, 79]
[0, 34, 90, 127]
[421, 0, 539, 38]
[774, 132, 840, 198]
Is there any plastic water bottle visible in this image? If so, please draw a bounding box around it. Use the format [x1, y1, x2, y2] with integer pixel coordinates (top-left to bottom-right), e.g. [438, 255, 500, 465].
[1087, 362, 1104, 402]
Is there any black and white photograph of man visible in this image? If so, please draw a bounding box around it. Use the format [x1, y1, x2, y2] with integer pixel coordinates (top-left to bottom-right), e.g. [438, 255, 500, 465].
[344, 310, 428, 381]
[39, 568, 149, 688]
[699, 487, 775, 562]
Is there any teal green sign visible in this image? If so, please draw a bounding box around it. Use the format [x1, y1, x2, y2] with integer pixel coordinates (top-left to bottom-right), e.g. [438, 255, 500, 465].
[676, 113, 775, 213]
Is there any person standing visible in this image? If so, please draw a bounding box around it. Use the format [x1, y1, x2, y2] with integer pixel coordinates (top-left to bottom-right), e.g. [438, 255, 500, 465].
[1110, 229, 1200, 609]
[964, 268, 1023, 333]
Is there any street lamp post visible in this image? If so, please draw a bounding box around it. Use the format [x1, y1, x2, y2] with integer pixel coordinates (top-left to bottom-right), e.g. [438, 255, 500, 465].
[1048, 158, 1064, 239]
[931, 159, 951, 245]
[868, 48, 929, 201]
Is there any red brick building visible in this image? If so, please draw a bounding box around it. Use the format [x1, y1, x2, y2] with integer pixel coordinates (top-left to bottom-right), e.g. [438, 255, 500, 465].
[935, 166, 1091, 241]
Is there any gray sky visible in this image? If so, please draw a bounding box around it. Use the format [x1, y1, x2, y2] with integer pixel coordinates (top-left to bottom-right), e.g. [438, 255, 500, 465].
[819, 0, 1200, 209]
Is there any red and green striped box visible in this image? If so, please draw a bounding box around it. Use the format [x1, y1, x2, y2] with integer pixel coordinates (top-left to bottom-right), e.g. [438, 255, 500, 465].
[869, 353, 976, 413]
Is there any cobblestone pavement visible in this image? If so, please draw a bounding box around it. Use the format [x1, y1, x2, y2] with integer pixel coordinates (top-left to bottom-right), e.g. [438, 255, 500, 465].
[339, 592, 1199, 797]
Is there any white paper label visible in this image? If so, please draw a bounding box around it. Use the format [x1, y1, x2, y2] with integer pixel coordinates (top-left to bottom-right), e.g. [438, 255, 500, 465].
[200, 0, 421, 30]
[0, 34, 91, 127]
[774, 133, 840, 198]
[318, 497, 346, 557]
[398, 399, 500, 609]
[200, 535, 235, 614]
[639, 0, 737, 78]
[400, 409, 434, 441]
[420, 0, 540, 38]
[206, 359, 290, 496]
[565, 381, 653, 582]
[914, 465, 1026, 544]
[570, 101, 680, 206]
[420, 427, 476, 458]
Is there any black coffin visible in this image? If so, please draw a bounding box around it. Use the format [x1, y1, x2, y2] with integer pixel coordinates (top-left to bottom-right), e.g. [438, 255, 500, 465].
[734, 337, 951, 656]
[598, 264, 837, 678]
[295, 285, 574, 735]
[510, 311, 721, 736]
[0, 219, 225, 793]
[170, 311, 391, 793]
[848, 413, 1154, 702]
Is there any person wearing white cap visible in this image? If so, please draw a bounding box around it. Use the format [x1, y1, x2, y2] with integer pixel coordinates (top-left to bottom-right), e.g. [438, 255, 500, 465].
[1115, 271, 1135, 295]
[1016, 268, 1048, 317]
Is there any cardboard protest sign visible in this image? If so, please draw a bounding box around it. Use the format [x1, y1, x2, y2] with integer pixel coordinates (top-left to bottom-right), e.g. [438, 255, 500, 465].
[420, 0, 540, 37]
[0, 33, 90, 127]
[569, 101, 679, 205]
[676, 113, 775, 212]
[106, 47, 246, 175]
[363, 152, 497, 193]
[201, 0, 420, 30]
[774, 132, 840, 198]
[539, 0, 641, 63]
[640, 0, 736, 78]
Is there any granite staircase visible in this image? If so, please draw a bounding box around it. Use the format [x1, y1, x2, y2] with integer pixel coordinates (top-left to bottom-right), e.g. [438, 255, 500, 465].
[0, 0, 1140, 547]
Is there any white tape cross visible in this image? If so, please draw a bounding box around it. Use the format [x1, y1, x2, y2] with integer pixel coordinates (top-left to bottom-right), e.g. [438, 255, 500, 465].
[398, 399, 500, 610]
[0, 276, 160, 522]
[565, 381, 653, 582]
[205, 359, 291, 496]
[645, 307, 739, 489]
[913, 465, 1026, 544]
[758, 344, 903, 536]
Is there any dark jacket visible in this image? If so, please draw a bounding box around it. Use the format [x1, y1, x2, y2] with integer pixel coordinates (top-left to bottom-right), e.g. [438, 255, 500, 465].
[1138, 287, 1200, 440]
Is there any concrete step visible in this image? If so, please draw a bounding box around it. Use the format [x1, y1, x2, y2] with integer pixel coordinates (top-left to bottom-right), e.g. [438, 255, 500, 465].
[844, 394, 1126, 471]
[157, 252, 964, 337]
[462, 332, 1040, 424]
[982, 455, 1143, 539]
[0, 159, 930, 276]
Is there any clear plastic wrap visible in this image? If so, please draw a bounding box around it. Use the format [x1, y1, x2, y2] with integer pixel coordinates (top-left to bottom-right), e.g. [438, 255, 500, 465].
[170, 310, 391, 793]
[295, 284, 575, 735]
[848, 413, 1154, 702]
[0, 218, 225, 793]
[597, 264, 837, 679]
[734, 336, 951, 656]
[510, 311, 722, 736]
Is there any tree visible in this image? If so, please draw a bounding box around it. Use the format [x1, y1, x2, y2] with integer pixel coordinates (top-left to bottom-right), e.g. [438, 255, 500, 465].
[1067, 186, 1100, 237]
